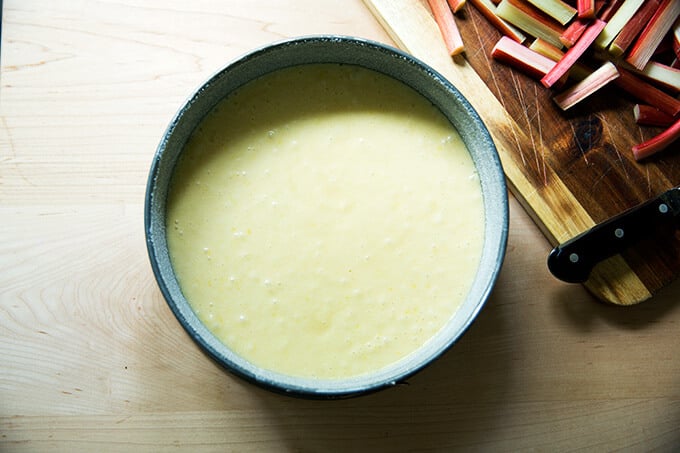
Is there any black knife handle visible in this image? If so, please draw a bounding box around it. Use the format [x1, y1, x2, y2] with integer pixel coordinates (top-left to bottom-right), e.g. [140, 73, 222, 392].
[547, 191, 679, 283]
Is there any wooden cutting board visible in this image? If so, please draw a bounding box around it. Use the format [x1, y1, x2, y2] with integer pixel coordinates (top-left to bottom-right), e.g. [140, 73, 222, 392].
[364, 0, 680, 305]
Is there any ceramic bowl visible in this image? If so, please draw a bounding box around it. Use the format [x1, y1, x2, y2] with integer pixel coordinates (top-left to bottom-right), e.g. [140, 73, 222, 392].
[145, 36, 508, 398]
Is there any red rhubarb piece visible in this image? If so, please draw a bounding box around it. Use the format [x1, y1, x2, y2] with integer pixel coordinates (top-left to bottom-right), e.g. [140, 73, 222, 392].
[632, 117, 680, 160]
[541, 19, 606, 87]
[626, 0, 680, 70]
[615, 66, 680, 117]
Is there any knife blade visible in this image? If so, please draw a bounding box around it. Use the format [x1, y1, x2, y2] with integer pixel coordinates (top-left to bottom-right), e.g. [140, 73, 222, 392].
[547, 186, 680, 283]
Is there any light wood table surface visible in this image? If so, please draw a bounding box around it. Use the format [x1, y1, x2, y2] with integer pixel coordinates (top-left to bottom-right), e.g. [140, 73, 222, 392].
[2, 1, 679, 451]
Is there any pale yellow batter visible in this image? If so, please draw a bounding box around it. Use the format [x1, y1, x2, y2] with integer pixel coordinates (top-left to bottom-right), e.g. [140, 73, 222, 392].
[166, 64, 484, 379]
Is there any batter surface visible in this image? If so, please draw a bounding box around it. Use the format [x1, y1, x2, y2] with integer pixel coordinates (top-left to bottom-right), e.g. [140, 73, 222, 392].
[166, 64, 484, 379]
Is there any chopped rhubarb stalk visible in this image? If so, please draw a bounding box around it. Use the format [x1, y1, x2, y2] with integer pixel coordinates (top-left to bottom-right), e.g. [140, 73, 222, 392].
[562, 0, 607, 43]
[594, 0, 645, 49]
[592, 0, 607, 14]
[560, 0, 605, 47]
[608, 0, 662, 57]
[469, 0, 528, 43]
[553, 61, 620, 110]
[632, 117, 680, 160]
[633, 104, 676, 127]
[615, 66, 680, 116]
[631, 61, 680, 93]
[448, 0, 468, 13]
[560, 18, 587, 47]
[626, 0, 680, 70]
[598, 0, 626, 21]
[529, 37, 565, 59]
[526, 0, 577, 24]
[496, 0, 566, 48]
[577, 0, 595, 18]
[428, 0, 466, 56]
[492, 35, 558, 79]
[541, 19, 606, 87]
[529, 38, 591, 78]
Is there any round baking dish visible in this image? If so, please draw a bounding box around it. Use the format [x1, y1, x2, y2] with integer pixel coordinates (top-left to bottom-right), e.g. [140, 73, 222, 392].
[145, 36, 508, 398]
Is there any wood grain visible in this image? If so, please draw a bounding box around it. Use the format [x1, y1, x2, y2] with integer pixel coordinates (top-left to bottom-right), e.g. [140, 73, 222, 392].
[2, 0, 680, 451]
[364, 0, 680, 305]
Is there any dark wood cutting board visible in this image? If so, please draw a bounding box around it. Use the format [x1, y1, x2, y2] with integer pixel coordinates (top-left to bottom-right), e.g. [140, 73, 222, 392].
[364, 0, 680, 305]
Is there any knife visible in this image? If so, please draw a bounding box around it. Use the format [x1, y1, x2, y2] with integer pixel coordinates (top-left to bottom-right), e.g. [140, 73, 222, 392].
[547, 186, 680, 283]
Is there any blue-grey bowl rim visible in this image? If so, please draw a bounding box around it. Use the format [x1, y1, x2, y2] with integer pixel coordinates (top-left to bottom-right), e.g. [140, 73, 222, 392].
[144, 35, 509, 399]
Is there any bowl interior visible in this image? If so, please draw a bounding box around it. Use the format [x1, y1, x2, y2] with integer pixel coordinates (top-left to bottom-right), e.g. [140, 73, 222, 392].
[145, 36, 508, 398]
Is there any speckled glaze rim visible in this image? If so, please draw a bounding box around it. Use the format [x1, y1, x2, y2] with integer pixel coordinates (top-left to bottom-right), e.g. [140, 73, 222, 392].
[145, 35, 508, 399]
